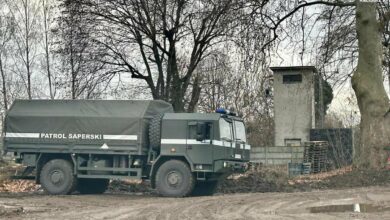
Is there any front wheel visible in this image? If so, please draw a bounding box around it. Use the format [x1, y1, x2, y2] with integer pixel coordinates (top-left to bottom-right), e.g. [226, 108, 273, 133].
[155, 160, 195, 197]
[40, 159, 77, 195]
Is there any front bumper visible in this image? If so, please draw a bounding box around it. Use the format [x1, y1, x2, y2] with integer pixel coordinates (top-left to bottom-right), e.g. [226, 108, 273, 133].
[214, 160, 248, 173]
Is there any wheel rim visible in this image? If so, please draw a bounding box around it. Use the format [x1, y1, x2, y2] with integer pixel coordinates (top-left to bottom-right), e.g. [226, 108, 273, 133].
[49, 170, 64, 185]
[166, 171, 182, 187]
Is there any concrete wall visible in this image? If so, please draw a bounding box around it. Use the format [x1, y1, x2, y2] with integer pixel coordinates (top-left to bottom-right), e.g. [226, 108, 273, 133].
[272, 67, 316, 146]
[251, 146, 304, 165]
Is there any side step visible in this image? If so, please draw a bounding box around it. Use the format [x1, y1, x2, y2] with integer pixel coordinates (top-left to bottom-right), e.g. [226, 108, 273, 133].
[77, 167, 143, 179]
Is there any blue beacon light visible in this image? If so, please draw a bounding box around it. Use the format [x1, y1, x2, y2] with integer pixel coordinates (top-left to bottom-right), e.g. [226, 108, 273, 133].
[216, 108, 237, 116]
[215, 108, 227, 114]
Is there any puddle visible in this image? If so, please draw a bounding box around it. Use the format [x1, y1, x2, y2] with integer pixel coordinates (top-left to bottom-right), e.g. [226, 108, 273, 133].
[309, 204, 390, 213]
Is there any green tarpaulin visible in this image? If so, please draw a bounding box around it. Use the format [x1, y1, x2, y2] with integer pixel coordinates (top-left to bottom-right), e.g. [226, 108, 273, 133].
[4, 100, 173, 148]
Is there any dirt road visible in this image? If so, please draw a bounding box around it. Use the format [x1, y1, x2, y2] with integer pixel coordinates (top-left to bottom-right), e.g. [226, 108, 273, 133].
[1, 186, 390, 220]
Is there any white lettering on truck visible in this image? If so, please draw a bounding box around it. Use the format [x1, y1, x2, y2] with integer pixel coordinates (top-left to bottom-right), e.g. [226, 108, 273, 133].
[69, 134, 102, 140]
[39, 133, 103, 140]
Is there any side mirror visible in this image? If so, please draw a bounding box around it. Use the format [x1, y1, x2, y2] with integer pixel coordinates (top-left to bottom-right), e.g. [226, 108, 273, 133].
[196, 122, 207, 141]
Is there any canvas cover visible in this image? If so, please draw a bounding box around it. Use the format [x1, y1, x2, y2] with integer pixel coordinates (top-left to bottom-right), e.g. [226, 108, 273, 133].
[4, 100, 173, 144]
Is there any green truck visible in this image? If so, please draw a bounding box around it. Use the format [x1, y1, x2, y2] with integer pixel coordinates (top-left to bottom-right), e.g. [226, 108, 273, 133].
[2, 100, 250, 197]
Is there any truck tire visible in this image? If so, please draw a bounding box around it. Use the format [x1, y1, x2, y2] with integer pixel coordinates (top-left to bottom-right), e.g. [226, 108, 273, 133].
[149, 113, 163, 150]
[40, 159, 77, 195]
[155, 160, 195, 197]
[77, 179, 109, 194]
[191, 181, 218, 196]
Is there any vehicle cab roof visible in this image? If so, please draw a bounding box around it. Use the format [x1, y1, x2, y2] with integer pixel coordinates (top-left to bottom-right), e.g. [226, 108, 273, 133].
[163, 113, 243, 121]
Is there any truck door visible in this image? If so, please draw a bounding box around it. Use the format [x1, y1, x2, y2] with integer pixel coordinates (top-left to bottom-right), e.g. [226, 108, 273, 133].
[233, 120, 246, 160]
[218, 118, 234, 159]
[186, 121, 212, 165]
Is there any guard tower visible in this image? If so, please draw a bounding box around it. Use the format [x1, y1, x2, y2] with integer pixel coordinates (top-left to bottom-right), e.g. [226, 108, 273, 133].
[271, 66, 319, 147]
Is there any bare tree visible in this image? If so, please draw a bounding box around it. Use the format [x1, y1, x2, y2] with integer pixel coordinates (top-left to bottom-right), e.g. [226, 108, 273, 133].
[195, 50, 274, 148]
[6, 0, 41, 100]
[0, 7, 15, 111]
[197, 51, 271, 114]
[42, 0, 54, 99]
[77, 0, 244, 112]
[55, 0, 111, 99]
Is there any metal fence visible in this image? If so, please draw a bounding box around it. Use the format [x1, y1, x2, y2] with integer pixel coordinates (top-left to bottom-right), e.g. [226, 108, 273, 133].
[310, 128, 353, 168]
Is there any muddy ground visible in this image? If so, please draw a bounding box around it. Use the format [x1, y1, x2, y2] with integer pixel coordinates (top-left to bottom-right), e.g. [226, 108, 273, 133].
[2, 161, 390, 219]
[1, 186, 390, 219]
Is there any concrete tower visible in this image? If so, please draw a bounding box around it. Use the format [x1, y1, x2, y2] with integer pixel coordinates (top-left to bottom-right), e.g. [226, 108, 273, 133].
[271, 66, 318, 147]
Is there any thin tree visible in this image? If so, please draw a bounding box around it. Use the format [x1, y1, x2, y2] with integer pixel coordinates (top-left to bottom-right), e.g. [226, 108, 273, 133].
[0, 10, 14, 110]
[6, 0, 40, 100]
[56, 0, 109, 99]
[42, 0, 54, 99]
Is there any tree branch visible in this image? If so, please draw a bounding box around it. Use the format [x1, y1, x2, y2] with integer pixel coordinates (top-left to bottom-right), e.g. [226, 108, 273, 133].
[260, 0, 356, 52]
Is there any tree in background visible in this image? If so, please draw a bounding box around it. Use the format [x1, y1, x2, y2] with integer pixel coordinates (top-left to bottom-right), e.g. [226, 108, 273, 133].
[41, 0, 55, 99]
[6, 0, 41, 100]
[0, 8, 14, 111]
[194, 47, 273, 147]
[55, 0, 112, 99]
[79, 0, 245, 112]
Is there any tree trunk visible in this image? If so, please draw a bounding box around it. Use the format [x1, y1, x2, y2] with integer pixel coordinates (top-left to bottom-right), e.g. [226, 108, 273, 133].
[43, 0, 54, 99]
[167, 41, 185, 112]
[24, 0, 32, 100]
[170, 76, 185, 112]
[0, 54, 7, 110]
[351, 2, 390, 169]
[70, 30, 76, 100]
[187, 75, 202, 113]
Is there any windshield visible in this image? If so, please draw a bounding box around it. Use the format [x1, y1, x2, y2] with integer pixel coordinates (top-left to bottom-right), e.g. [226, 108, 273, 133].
[219, 119, 232, 140]
[234, 121, 247, 143]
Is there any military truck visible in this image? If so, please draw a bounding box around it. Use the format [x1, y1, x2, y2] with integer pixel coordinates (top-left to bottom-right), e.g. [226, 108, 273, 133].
[2, 100, 250, 197]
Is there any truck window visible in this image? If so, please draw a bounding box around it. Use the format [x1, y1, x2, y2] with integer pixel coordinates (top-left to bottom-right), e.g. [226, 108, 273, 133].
[234, 121, 247, 143]
[188, 122, 211, 140]
[219, 119, 233, 141]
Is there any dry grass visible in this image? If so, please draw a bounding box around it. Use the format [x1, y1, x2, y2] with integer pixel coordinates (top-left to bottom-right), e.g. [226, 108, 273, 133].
[0, 180, 38, 193]
[288, 166, 353, 185]
[0, 160, 37, 193]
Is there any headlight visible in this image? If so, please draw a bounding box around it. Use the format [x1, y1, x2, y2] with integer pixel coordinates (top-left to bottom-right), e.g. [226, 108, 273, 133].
[195, 164, 203, 170]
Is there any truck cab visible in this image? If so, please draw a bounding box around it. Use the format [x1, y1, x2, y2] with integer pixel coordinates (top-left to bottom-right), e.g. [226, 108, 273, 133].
[150, 110, 250, 196]
[160, 112, 250, 174]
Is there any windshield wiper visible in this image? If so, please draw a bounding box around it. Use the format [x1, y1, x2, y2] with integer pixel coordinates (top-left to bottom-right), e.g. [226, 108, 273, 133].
[221, 137, 232, 142]
[235, 138, 245, 144]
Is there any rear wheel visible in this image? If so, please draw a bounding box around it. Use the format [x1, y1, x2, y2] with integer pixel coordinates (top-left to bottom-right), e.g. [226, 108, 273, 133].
[155, 160, 195, 197]
[192, 181, 218, 196]
[77, 179, 109, 194]
[40, 159, 77, 195]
